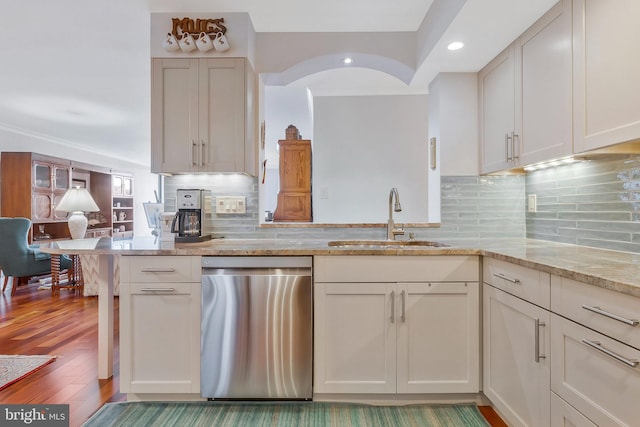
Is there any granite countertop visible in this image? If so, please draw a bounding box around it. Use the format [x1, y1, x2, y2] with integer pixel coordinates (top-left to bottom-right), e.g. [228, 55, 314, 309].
[39, 237, 640, 298]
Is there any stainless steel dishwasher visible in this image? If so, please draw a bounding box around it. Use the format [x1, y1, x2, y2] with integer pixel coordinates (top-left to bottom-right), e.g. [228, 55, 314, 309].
[201, 256, 312, 400]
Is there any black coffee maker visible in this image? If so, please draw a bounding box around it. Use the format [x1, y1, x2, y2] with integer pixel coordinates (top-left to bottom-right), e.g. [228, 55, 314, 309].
[171, 189, 212, 242]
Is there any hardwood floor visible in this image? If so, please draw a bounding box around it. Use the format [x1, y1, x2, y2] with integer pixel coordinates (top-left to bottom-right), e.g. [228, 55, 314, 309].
[0, 280, 124, 427]
[0, 279, 506, 427]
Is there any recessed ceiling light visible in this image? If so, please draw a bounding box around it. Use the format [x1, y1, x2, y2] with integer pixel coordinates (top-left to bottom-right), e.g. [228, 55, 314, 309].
[343, 57, 353, 64]
[447, 42, 464, 51]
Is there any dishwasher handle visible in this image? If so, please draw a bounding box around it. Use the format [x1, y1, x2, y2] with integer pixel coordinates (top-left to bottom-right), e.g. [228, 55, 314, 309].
[202, 267, 311, 277]
[202, 256, 312, 269]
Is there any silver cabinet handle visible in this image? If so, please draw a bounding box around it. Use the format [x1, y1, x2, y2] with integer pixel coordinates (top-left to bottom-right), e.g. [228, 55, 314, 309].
[390, 291, 395, 324]
[201, 140, 207, 166]
[512, 132, 520, 160]
[493, 272, 520, 284]
[141, 288, 176, 292]
[582, 339, 639, 368]
[505, 133, 511, 162]
[401, 290, 406, 323]
[192, 140, 198, 166]
[140, 268, 176, 273]
[582, 305, 639, 327]
[535, 318, 546, 363]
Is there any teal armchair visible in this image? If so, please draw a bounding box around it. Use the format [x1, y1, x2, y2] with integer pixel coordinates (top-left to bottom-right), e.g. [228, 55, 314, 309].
[0, 217, 71, 296]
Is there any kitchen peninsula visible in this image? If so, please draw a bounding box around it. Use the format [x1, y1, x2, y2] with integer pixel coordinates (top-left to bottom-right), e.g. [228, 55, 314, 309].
[38, 237, 640, 419]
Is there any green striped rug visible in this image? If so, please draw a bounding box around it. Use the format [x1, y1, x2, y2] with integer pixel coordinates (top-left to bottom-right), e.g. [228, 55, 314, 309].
[83, 402, 490, 426]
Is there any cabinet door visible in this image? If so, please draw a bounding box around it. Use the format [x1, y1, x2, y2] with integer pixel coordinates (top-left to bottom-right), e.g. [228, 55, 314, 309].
[119, 282, 201, 394]
[551, 313, 640, 426]
[573, 0, 640, 153]
[53, 165, 70, 192]
[278, 140, 312, 192]
[479, 44, 516, 174]
[32, 193, 53, 222]
[517, 0, 572, 165]
[33, 161, 52, 191]
[314, 282, 396, 394]
[199, 58, 245, 172]
[396, 282, 479, 393]
[483, 283, 550, 427]
[151, 58, 200, 173]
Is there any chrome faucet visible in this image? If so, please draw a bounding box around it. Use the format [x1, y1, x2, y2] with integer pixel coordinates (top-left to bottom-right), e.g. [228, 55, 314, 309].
[387, 187, 405, 240]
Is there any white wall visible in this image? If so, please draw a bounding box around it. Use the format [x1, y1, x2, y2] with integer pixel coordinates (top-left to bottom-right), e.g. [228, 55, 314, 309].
[313, 95, 430, 223]
[260, 86, 314, 216]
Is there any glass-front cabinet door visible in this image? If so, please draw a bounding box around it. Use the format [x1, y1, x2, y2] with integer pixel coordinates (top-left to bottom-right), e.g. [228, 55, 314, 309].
[33, 162, 52, 190]
[54, 166, 70, 191]
[33, 162, 70, 192]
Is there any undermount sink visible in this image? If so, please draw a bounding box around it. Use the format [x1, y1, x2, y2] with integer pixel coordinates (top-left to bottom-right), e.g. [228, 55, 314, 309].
[327, 240, 449, 248]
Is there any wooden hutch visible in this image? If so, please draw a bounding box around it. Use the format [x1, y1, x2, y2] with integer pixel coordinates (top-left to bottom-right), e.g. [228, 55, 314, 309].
[273, 126, 312, 222]
[0, 152, 133, 241]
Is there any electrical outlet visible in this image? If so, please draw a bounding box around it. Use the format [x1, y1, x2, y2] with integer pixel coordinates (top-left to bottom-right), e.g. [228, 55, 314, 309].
[216, 196, 246, 214]
[527, 194, 537, 213]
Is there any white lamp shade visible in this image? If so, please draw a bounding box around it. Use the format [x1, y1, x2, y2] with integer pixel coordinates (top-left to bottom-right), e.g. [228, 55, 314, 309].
[56, 187, 100, 239]
[56, 187, 100, 213]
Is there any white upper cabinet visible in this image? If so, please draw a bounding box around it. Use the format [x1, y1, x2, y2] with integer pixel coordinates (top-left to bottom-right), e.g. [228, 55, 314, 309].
[479, 0, 572, 173]
[517, 0, 573, 165]
[479, 43, 516, 174]
[573, 0, 640, 153]
[151, 58, 256, 175]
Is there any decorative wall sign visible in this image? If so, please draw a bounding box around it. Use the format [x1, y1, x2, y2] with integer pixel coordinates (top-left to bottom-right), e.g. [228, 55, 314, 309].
[171, 18, 226, 39]
[163, 17, 230, 53]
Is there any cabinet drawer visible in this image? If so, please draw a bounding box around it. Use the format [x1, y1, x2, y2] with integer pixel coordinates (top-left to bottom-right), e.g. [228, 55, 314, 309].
[314, 256, 479, 283]
[126, 282, 194, 295]
[483, 258, 550, 308]
[121, 256, 201, 283]
[551, 277, 640, 350]
[551, 392, 597, 427]
[551, 314, 640, 426]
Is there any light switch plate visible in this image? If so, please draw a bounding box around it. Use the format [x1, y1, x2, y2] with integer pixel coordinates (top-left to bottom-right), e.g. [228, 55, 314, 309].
[216, 196, 246, 214]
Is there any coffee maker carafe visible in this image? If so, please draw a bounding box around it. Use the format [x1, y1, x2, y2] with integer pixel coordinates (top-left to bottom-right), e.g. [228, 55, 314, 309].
[171, 189, 212, 242]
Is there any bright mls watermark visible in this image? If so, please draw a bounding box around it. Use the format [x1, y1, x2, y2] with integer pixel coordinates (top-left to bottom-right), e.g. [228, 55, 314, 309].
[1, 405, 69, 426]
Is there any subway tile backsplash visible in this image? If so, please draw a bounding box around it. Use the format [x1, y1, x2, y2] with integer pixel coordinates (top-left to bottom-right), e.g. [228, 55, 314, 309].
[526, 155, 640, 253]
[163, 156, 640, 254]
[163, 174, 526, 241]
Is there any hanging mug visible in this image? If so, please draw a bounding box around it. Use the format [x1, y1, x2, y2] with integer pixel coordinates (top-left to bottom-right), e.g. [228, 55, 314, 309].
[196, 32, 214, 52]
[179, 32, 196, 52]
[162, 32, 179, 52]
[212, 32, 230, 52]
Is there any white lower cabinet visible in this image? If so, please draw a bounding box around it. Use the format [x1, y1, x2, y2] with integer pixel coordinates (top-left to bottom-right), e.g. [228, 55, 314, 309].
[551, 313, 640, 426]
[314, 282, 396, 394]
[397, 281, 479, 393]
[119, 256, 201, 395]
[313, 256, 480, 395]
[483, 283, 550, 427]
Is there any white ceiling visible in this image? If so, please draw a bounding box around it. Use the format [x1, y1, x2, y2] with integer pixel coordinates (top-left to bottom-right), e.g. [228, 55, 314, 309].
[0, 0, 557, 168]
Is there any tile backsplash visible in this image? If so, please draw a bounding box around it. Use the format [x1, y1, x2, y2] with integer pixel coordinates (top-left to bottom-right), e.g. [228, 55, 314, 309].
[526, 155, 640, 253]
[164, 156, 640, 254]
[163, 174, 525, 241]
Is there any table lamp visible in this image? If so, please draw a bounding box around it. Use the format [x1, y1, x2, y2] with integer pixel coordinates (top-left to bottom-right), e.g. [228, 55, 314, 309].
[56, 187, 100, 239]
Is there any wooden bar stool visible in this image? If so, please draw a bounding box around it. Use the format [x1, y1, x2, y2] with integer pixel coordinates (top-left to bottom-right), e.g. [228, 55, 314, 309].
[51, 254, 84, 296]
